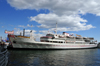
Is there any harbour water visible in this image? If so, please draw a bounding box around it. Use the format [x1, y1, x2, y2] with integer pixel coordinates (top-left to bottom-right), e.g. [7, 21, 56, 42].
[7, 49, 100, 66]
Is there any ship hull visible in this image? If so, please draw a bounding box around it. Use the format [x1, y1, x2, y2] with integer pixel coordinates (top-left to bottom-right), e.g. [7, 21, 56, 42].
[11, 43, 97, 49]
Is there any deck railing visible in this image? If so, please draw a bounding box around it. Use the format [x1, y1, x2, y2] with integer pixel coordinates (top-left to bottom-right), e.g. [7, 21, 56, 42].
[0, 46, 8, 66]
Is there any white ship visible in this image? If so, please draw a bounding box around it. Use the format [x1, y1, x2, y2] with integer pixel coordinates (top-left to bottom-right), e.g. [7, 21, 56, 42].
[7, 29, 98, 49]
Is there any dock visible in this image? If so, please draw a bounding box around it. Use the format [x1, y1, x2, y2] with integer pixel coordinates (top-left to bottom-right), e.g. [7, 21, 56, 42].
[0, 44, 8, 66]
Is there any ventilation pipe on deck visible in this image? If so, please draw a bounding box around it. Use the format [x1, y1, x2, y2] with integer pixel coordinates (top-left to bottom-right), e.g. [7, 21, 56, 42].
[23, 29, 25, 36]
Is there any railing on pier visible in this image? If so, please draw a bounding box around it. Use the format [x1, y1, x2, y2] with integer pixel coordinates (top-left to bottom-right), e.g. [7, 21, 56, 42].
[0, 46, 8, 66]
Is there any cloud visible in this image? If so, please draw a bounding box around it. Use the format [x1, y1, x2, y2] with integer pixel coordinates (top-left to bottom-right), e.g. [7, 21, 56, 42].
[30, 13, 95, 31]
[39, 30, 50, 34]
[18, 24, 34, 28]
[2, 26, 4, 28]
[7, 0, 97, 31]
[14, 28, 36, 36]
[7, 0, 100, 16]
[27, 24, 34, 27]
[18, 25, 26, 28]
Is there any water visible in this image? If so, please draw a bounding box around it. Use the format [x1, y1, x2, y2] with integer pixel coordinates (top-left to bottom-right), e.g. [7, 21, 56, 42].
[7, 49, 100, 66]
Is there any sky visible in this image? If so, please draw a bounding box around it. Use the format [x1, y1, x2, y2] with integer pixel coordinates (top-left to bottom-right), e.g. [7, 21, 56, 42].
[0, 0, 100, 42]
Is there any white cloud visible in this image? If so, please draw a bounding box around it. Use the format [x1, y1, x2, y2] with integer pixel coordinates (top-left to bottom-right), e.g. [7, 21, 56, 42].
[27, 24, 34, 27]
[7, 0, 100, 16]
[14, 28, 22, 35]
[39, 30, 50, 34]
[18, 24, 34, 28]
[14, 28, 36, 35]
[2, 26, 4, 28]
[33, 33, 43, 41]
[18, 25, 26, 28]
[30, 13, 95, 31]
[7, 0, 97, 31]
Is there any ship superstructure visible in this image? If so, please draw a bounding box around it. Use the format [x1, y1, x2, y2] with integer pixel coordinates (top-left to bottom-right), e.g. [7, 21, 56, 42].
[40, 32, 95, 44]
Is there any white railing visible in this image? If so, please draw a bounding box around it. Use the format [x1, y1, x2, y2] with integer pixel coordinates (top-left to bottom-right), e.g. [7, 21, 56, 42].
[0, 46, 8, 66]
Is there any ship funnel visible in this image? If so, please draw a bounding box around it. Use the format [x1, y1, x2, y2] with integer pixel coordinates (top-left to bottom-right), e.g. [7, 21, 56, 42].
[20, 32, 22, 36]
[23, 29, 25, 36]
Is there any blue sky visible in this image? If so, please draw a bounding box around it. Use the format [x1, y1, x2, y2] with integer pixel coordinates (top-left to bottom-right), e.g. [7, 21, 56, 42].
[0, 0, 100, 42]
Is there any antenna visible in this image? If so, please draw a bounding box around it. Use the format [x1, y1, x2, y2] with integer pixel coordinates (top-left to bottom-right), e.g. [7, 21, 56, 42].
[31, 24, 33, 30]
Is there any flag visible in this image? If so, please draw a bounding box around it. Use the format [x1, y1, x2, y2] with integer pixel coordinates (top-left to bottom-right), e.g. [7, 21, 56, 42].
[5, 30, 14, 34]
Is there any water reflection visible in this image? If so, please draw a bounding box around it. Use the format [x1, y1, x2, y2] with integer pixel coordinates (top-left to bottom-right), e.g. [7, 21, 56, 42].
[8, 49, 100, 66]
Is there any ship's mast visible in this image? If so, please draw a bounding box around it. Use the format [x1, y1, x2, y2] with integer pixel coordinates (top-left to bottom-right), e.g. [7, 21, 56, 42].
[56, 22, 57, 34]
